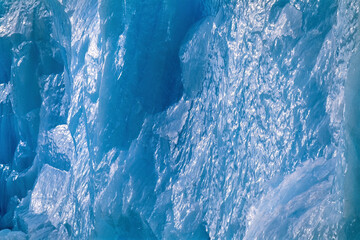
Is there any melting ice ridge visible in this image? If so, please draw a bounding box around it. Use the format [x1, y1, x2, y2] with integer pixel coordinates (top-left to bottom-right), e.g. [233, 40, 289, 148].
[0, 0, 360, 239]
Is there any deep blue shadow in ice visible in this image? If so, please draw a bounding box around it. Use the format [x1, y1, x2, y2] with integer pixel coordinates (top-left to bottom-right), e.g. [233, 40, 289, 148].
[0, 37, 18, 165]
[97, 0, 203, 150]
[0, 37, 19, 229]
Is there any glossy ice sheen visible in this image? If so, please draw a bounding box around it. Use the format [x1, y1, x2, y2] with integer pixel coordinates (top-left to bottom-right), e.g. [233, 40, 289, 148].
[0, 0, 359, 239]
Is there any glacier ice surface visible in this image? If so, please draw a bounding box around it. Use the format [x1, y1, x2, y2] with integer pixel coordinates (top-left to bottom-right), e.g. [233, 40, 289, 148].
[0, 0, 360, 239]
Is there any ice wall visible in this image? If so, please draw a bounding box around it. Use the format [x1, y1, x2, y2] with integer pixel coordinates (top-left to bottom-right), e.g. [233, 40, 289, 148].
[0, 0, 360, 239]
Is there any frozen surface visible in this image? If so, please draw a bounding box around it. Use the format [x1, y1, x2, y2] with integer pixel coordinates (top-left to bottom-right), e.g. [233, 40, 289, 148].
[0, 0, 360, 239]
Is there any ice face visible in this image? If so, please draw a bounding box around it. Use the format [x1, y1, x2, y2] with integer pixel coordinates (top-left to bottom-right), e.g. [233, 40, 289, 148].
[0, 0, 359, 239]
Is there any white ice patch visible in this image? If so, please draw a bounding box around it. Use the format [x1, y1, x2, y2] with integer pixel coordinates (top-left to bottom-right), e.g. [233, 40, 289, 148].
[244, 157, 340, 240]
[47, 124, 75, 167]
[0, 83, 11, 103]
[155, 98, 191, 144]
[30, 164, 70, 227]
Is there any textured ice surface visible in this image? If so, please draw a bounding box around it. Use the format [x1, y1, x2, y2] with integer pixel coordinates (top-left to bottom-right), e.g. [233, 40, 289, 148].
[0, 0, 360, 239]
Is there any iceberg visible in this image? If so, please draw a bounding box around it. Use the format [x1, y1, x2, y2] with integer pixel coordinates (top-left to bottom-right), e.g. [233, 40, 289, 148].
[0, 0, 359, 239]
